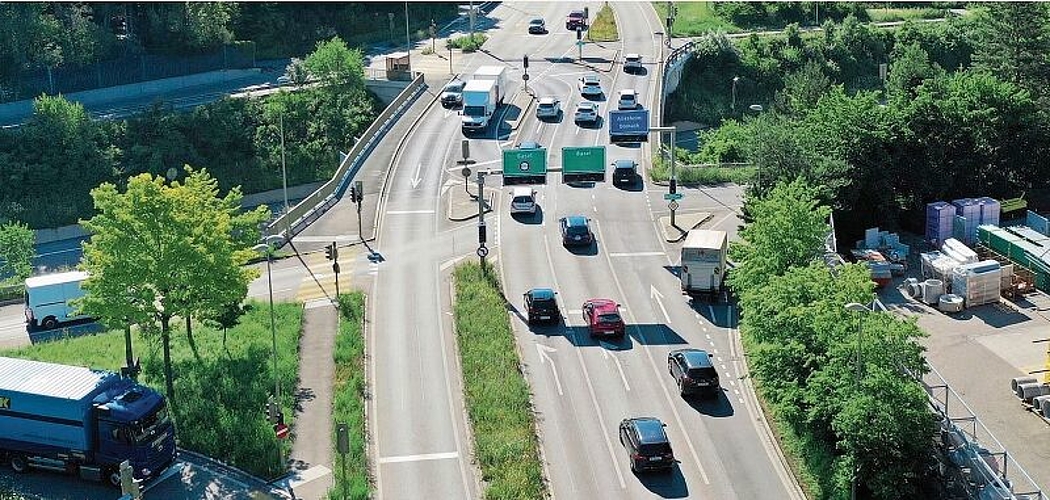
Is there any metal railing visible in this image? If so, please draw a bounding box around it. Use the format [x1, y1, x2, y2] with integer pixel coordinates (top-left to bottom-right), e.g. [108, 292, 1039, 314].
[265, 73, 426, 240]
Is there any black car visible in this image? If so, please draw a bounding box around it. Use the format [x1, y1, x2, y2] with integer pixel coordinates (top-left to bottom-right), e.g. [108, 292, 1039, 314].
[667, 348, 720, 398]
[559, 215, 593, 247]
[528, 17, 547, 34]
[619, 417, 675, 472]
[524, 288, 559, 324]
[612, 159, 638, 186]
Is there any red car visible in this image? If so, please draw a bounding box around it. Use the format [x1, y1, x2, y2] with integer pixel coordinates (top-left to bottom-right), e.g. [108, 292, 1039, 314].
[582, 298, 625, 337]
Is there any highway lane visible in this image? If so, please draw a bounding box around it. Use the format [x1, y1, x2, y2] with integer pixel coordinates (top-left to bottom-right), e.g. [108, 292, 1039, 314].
[496, 2, 801, 498]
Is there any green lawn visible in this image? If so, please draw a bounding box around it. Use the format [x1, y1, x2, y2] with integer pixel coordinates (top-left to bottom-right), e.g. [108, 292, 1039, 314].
[453, 263, 546, 500]
[866, 7, 947, 23]
[586, 4, 620, 42]
[1, 301, 303, 479]
[653, 2, 740, 37]
[328, 292, 370, 500]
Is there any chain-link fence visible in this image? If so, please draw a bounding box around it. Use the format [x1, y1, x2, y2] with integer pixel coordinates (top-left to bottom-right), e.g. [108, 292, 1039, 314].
[1, 43, 256, 103]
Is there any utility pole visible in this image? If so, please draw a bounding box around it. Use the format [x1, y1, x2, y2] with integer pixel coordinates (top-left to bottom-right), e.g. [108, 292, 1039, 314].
[476, 171, 489, 269]
[404, 2, 412, 72]
[280, 113, 288, 213]
[448, 46, 454, 75]
[430, 19, 437, 53]
[469, 1, 476, 41]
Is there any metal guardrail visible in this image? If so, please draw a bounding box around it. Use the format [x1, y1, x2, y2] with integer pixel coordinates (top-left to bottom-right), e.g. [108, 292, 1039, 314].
[265, 73, 427, 240]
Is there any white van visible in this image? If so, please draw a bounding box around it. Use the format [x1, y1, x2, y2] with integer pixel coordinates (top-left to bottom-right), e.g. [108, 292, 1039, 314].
[24, 271, 92, 330]
[510, 187, 538, 215]
[680, 230, 728, 299]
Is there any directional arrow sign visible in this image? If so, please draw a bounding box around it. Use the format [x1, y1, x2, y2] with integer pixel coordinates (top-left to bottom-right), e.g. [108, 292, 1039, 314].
[650, 284, 672, 325]
[562, 146, 606, 183]
[503, 147, 547, 185]
[536, 343, 563, 396]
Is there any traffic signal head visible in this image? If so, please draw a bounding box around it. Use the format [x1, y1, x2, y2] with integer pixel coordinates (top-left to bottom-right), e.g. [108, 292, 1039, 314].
[576, 27, 582, 40]
[478, 222, 487, 245]
[349, 186, 357, 201]
[523, 54, 529, 69]
[354, 181, 364, 203]
[325, 243, 336, 261]
[265, 396, 277, 424]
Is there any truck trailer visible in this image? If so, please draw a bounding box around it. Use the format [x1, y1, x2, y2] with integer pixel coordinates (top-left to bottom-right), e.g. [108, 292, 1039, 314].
[680, 230, 728, 300]
[0, 356, 177, 486]
[472, 65, 508, 105]
[24, 270, 93, 330]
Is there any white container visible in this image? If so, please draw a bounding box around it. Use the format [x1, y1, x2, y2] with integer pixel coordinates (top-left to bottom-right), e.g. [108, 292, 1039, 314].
[923, 279, 945, 305]
[938, 294, 964, 313]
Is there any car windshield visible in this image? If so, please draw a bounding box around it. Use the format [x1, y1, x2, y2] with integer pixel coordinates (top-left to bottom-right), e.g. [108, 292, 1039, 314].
[639, 441, 672, 454]
[513, 195, 533, 204]
[688, 367, 717, 379]
[585, 81, 601, 87]
[464, 106, 486, 117]
[444, 83, 463, 92]
[130, 403, 171, 443]
[530, 19, 543, 25]
[598, 313, 621, 324]
[577, 105, 593, 112]
[627, 56, 641, 62]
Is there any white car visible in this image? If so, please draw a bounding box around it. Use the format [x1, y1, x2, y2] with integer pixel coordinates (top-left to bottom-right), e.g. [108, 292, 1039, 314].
[617, 89, 639, 110]
[510, 187, 538, 215]
[536, 97, 561, 119]
[574, 101, 599, 124]
[578, 75, 603, 97]
[624, 53, 643, 72]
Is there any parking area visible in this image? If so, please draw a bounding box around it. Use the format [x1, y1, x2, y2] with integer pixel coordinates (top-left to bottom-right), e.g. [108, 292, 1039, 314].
[880, 279, 1050, 494]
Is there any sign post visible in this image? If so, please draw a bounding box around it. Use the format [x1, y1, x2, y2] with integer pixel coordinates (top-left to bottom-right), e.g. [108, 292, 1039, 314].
[562, 146, 607, 183]
[337, 423, 349, 500]
[652, 126, 679, 227]
[502, 147, 548, 185]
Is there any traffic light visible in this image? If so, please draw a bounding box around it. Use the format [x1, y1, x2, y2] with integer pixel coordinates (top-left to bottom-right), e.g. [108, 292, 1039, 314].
[670, 179, 677, 194]
[265, 396, 277, 424]
[354, 180, 364, 203]
[478, 222, 487, 245]
[523, 54, 529, 69]
[325, 242, 338, 261]
[576, 26, 582, 40]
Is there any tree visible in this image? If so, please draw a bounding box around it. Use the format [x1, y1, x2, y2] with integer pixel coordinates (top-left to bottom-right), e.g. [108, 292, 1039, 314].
[303, 36, 364, 88]
[886, 43, 944, 99]
[0, 221, 34, 280]
[79, 168, 269, 405]
[773, 60, 834, 116]
[285, 57, 310, 87]
[971, 2, 1050, 97]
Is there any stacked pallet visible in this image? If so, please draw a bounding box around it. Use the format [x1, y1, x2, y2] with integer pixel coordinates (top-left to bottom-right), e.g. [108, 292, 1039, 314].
[951, 260, 1002, 308]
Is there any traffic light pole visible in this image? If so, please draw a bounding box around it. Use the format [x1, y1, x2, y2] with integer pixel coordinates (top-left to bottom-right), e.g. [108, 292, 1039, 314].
[477, 171, 488, 269]
[651, 126, 678, 228]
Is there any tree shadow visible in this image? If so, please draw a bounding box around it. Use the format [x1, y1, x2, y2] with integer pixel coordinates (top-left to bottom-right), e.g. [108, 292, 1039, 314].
[687, 300, 735, 329]
[29, 320, 103, 344]
[684, 389, 735, 417]
[635, 462, 690, 498]
[511, 205, 544, 225]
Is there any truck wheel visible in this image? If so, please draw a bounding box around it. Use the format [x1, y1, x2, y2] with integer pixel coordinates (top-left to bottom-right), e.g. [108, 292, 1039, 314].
[9, 454, 28, 473]
[107, 468, 122, 488]
[41, 316, 58, 330]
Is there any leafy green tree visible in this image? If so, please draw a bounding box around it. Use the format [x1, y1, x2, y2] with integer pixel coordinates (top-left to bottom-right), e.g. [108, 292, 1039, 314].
[285, 57, 310, 87]
[304, 36, 365, 88]
[971, 2, 1050, 96]
[773, 60, 833, 116]
[79, 168, 269, 405]
[0, 221, 34, 280]
[886, 42, 944, 98]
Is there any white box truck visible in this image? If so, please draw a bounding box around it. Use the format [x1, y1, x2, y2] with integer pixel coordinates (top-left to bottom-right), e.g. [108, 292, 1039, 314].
[462, 79, 500, 131]
[472, 65, 508, 104]
[24, 271, 92, 330]
[680, 230, 728, 300]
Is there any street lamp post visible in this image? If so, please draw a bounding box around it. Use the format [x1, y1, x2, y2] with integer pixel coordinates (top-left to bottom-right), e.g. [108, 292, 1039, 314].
[404, 2, 411, 72]
[844, 301, 873, 500]
[253, 234, 287, 402]
[651, 126, 678, 228]
[448, 46, 454, 75]
[279, 113, 288, 213]
[732, 76, 740, 111]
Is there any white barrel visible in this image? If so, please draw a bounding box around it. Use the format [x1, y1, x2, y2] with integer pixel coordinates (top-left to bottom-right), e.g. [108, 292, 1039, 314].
[1012, 376, 1038, 393]
[1033, 395, 1050, 414]
[909, 283, 922, 298]
[938, 294, 964, 313]
[1017, 382, 1050, 403]
[923, 279, 944, 304]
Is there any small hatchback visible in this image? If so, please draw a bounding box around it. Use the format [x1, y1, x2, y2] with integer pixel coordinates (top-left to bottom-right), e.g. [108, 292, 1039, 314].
[536, 97, 561, 120]
[578, 75, 603, 98]
[582, 298, 625, 337]
[574, 101, 599, 124]
[510, 187, 537, 215]
[667, 348, 720, 398]
[612, 159, 638, 186]
[528, 17, 547, 34]
[524, 288, 559, 325]
[559, 215, 593, 247]
[619, 417, 676, 473]
[617, 89, 639, 110]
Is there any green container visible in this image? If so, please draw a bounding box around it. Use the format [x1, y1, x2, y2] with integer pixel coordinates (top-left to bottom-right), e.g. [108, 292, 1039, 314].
[981, 225, 1019, 256]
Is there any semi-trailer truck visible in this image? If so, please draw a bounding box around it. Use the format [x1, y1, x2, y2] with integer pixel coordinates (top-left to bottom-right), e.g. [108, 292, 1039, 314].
[24, 270, 93, 330]
[0, 356, 177, 486]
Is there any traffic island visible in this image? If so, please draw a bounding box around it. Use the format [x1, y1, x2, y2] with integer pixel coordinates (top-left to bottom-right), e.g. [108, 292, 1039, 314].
[505, 91, 535, 131]
[660, 211, 712, 242]
[447, 182, 495, 222]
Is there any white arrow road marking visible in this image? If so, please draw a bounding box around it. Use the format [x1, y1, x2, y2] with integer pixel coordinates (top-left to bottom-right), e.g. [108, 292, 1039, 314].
[601, 349, 631, 392]
[410, 162, 424, 188]
[650, 284, 672, 325]
[536, 343, 563, 396]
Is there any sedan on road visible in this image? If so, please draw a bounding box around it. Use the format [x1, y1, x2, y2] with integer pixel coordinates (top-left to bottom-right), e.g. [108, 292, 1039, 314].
[582, 298, 625, 337]
[574, 101, 599, 124]
[578, 75, 603, 98]
[559, 215, 593, 247]
[619, 417, 676, 473]
[617, 89, 639, 110]
[536, 97, 561, 120]
[528, 17, 547, 34]
[668, 348, 720, 398]
[612, 159, 638, 186]
[524, 288, 560, 325]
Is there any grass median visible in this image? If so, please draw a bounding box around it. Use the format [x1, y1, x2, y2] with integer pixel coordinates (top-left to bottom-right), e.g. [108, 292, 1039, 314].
[329, 292, 369, 500]
[586, 4, 619, 42]
[1, 301, 303, 479]
[453, 262, 546, 500]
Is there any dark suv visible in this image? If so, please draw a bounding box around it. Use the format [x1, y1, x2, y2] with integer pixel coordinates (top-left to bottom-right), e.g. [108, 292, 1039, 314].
[566, 9, 587, 30]
[619, 417, 675, 473]
[524, 288, 559, 325]
[559, 215, 593, 247]
[612, 159, 638, 186]
[667, 348, 720, 398]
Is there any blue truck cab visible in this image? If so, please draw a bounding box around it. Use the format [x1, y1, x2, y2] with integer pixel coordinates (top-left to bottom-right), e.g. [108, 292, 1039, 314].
[0, 357, 177, 486]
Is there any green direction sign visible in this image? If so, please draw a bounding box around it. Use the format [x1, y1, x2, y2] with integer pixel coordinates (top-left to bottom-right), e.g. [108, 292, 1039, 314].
[562, 146, 606, 183]
[502, 147, 547, 185]
[663, 192, 684, 201]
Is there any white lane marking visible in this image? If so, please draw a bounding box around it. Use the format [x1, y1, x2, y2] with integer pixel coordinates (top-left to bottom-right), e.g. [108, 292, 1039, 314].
[608, 251, 665, 257]
[649, 284, 672, 325]
[601, 349, 632, 392]
[410, 162, 424, 188]
[386, 210, 436, 214]
[304, 299, 333, 309]
[536, 343, 564, 396]
[378, 451, 460, 464]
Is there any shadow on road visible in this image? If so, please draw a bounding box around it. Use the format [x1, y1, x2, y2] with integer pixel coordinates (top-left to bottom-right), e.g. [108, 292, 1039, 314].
[29, 320, 103, 344]
[511, 206, 544, 225]
[635, 463, 690, 498]
[565, 240, 599, 256]
[685, 389, 735, 417]
[549, 324, 687, 350]
[688, 300, 735, 329]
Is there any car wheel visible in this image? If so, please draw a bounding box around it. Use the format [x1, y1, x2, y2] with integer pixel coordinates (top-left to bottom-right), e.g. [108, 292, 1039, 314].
[9, 454, 28, 473]
[41, 316, 58, 330]
[108, 468, 123, 488]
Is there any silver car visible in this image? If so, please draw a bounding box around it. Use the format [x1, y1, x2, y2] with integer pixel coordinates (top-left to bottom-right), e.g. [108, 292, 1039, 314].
[578, 75, 603, 97]
[623, 53, 643, 72]
[574, 101, 599, 124]
[536, 97, 561, 119]
[617, 89, 639, 110]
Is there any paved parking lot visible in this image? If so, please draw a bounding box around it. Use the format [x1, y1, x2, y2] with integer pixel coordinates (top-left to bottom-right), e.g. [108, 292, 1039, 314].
[881, 280, 1050, 494]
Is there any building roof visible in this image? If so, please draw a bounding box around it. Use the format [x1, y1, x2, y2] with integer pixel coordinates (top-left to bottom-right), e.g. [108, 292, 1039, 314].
[0, 356, 110, 400]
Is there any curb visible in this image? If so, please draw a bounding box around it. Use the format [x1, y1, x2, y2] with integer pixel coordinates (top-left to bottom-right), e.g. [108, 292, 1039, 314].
[447, 192, 495, 222]
[661, 212, 713, 243]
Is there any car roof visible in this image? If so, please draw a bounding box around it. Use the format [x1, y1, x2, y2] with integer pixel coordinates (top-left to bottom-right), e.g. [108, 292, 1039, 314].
[539, 97, 558, 104]
[671, 348, 714, 368]
[619, 88, 637, 96]
[629, 417, 669, 443]
[518, 140, 542, 149]
[625, 53, 641, 59]
[585, 298, 618, 310]
[512, 187, 534, 196]
[528, 288, 555, 300]
[564, 215, 589, 226]
[576, 101, 597, 109]
[613, 159, 637, 169]
[582, 75, 600, 83]
[444, 79, 464, 88]
[530, 17, 544, 23]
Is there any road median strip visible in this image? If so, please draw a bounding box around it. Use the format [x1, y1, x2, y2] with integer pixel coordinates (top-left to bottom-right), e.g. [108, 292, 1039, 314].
[328, 292, 369, 500]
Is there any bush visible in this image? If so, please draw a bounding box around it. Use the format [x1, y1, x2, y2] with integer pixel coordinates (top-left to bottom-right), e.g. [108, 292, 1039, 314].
[447, 33, 488, 52]
[329, 292, 369, 500]
[453, 263, 545, 500]
[1, 301, 304, 478]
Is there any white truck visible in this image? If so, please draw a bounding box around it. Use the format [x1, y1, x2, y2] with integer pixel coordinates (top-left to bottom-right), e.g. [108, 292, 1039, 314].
[24, 271, 92, 330]
[680, 230, 728, 300]
[461, 65, 508, 132]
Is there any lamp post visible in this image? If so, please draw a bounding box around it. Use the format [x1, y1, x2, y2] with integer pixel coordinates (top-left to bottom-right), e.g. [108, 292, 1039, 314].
[731, 76, 740, 111]
[844, 301, 873, 500]
[404, 2, 411, 72]
[279, 113, 288, 213]
[253, 234, 287, 402]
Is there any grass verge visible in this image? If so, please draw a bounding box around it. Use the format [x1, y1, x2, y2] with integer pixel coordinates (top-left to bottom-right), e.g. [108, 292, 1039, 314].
[448, 33, 489, 53]
[650, 158, 756, 186]
[586, 4, 619, 42]
[453, 262, 545, 500]
[1, 301, 303, 479]
[866, 7, 947, 23]
[653, 2, 740, 37]
[329, 292, 369, 500]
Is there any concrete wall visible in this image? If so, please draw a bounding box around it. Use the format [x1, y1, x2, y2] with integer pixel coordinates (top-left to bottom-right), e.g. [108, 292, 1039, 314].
[365, 79, 413, 105]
